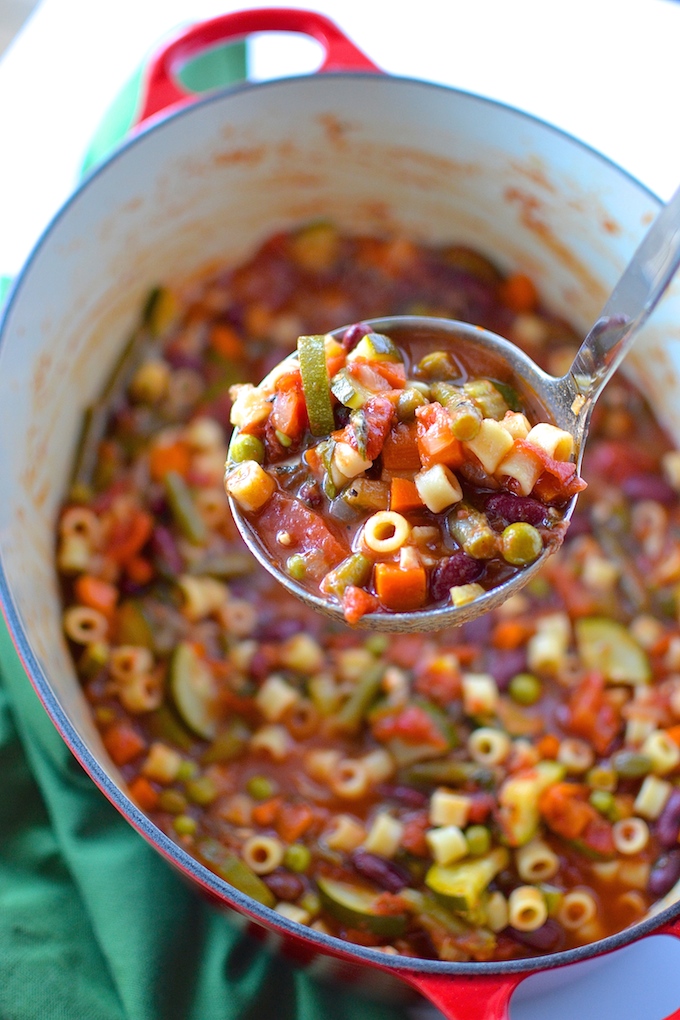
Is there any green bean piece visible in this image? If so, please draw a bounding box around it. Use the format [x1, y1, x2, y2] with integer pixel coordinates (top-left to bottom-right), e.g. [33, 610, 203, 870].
[402, 760, 496, 788]
[147, 705, 195, 752]
[449, 505, 498, 559]
[332, 664, 385, 734]
[246, 776, 278, 800]
[611, 750, 653, 779]
[465, 825, 491, 856]
[196, 838, 276, 907]
[78, 641, 109, 680]
[396, 387, 428, 421]
[462, 379, 509, 420]
[321, 552, 372, 598]
[508, 672, 542, 706]
[416, 351, 460, 380]
[501, 523, 543, 566]
[298, 334, 335, 435]
[176, 759, 198, 782]
[188, 551, 255, 579]
[343, 478, 390, 512]
[163, 470, 207, 544]
[284, 843, 312, 873]
[230, 433, 265, 464]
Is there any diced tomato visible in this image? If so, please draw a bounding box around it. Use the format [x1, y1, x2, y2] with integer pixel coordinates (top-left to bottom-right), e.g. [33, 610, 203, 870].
[351, 356, 406, 389]
[467, 792, 496, 824]
[106, 508, 154, 565]
[346, 360, 394, 395]
[372, 705, 449, 749]
[539, 782, 595, 840]
[401, 811, 430, 857]
[581, 814, 616, 857]
[270, 377, 308, 443]
[255, 492, 349, 579]
[415, 402, 464, 469]
[346, 395, 396, 460]
[342, 585, 379, 624]
[128, 775, 159, 811]
[252, 797, 282, 827]
[382, 422, 422, 471]
[103, 722, 147, 766]
[516, 439, 587, 502]
[74, 575, 119, 618]
[414, 657, 461, 706]
[564, 672, 622, 755]
[277, 802, 315, 842]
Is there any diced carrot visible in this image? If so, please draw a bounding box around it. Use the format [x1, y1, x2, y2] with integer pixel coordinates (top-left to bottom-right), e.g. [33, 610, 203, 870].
[564, 672, 623, 754]
[498, 272, 538, 314]
[372, 705, 448, 749]
[209, 323, 244, 360]
[276, 802, 315, 843]
[381, 422, 422, 471]
[375, 563, 427, 613]
[666, 725, 680, 747]
[148, 441, 191, 483]
[74, 574, 119, 618]
[491, 619, 534, 651]
[106, 509, 154, 565]
[539, 782, 595, 840]
[126, 556, 154, 586]
[103, 722, 147, 766]
[390, 477, 423, 514]
[128, 775, 160, 811]
[536, 734, 561, 760]
[415, 403, 464, 469]
[252, 796, 282, 828]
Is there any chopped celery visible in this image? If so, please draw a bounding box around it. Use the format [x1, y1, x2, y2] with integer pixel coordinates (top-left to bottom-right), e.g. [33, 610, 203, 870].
[164, 471, 207, 545]
[321, 552, 372, 598]
[332, 664, 385, 734]
[449, 505, 498, 559]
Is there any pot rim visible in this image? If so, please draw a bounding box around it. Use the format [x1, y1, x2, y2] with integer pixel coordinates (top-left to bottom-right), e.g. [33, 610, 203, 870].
[0, 69, 672, 979]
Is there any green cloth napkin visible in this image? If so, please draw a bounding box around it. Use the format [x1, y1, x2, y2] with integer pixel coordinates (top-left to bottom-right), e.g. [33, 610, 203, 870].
[0, 38, 412, 1020]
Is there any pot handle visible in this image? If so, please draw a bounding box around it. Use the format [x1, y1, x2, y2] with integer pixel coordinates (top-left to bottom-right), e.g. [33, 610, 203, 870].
[395, 971, 526, 1020]
[136, 7, 381, 125]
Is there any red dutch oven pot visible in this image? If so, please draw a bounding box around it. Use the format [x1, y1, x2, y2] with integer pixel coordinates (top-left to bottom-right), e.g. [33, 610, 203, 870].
[3, 9, 680, 1019]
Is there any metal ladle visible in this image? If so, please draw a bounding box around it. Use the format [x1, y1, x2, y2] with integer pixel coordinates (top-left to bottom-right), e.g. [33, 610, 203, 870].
[227, 184, 680, 632]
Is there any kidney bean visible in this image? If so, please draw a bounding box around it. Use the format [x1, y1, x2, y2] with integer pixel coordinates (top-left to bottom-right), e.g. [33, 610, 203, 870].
[507, 919, 565, 953]
[621, 473, 677, 506]
[431, 552, 484, 600]
[656, 789, 680, 848]
[376, 783, 429, 809]
[351, 850, 411, 893]
[485, 493, 551, 528]
[485, 647, 528, 691]
[648, 848, 680, 899]
[151, 525, 184, 577]
[342, 323, 371, 351]
[264, 869, 305, 902]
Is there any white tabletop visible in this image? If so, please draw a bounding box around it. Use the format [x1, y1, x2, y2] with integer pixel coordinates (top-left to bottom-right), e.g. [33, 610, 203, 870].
[2, 2, 680, 1018]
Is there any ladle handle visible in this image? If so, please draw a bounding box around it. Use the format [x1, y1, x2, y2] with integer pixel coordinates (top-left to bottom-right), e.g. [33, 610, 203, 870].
[568, 183, 680, 411]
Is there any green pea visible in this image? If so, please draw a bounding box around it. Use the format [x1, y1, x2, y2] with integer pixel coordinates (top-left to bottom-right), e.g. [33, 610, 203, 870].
[508, 672, 542, 706]
[465, 825, 491, 856]
[176, 759, 199, 782]
[586, 765, 618, 792]
[611, 750, 653, 779]
[158, 789, 188, 815]
[173, 814, 197, 836]
[286, 554, 307, 582]
[539, 884, 563, 917]
[185, 775, 218, 806]
[284, 843, 312, 873]
[364, 634, 389, 657]
[247, 776, 277, 800]
[500, 522, 543, 566]
[589, 789, 616, 818]
[230, 433, 265, 464]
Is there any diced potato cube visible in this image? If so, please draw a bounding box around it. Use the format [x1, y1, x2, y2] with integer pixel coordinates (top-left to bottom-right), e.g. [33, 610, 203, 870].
[255, 674, 300, 722]
[634, 775, 672, 819]
[464, 418, 514, 474]
[250, 724, 292, 760]
[363, 813, 404, 858]
[279, 633, 325, 674]
[450, 582, 485, 606]
[229, 384, 272, 428]
[425, 825, 468, 866]
[526, 423, 574, 461]
[527, 613, 571, 674]
[462, 673, 499, 716]
[141, 741, 183, 784]
[225, 460, 276, 512]
[429, 789, 472, 828]
[414, 464, 463, 513]
[334, 441, 373, 479]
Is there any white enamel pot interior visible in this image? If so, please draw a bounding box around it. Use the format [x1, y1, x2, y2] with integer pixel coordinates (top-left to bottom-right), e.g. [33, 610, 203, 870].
[2, 66, 680, 1020]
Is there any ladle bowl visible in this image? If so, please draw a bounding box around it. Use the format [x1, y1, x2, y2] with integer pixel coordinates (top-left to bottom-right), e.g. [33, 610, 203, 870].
[227, 181, 680, 632]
